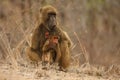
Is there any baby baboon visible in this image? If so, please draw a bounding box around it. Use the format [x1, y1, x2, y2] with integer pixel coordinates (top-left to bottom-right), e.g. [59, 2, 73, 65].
[26, 5, 72, 70]
[42, 34, 61, 65]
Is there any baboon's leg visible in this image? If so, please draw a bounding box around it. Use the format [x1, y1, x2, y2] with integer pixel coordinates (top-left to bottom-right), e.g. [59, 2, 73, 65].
[59, 41, 70, 70]
[55, 44, 61, 63]
[26, 47, 41, 62]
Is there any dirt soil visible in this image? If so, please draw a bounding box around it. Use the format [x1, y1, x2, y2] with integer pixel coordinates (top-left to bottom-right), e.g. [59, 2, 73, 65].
[0, 62, 120, 80]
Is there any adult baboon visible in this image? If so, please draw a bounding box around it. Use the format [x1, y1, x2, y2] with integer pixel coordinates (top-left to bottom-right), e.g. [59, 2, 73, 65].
[26, 5, 72, 70]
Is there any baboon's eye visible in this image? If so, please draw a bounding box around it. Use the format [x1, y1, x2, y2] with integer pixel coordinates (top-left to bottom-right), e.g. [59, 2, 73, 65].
[48, 12, 56, 18]
[48, 12, 56, 15]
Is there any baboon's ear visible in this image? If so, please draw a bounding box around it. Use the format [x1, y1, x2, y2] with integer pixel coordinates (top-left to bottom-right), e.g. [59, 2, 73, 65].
[40, 8, 42, 13]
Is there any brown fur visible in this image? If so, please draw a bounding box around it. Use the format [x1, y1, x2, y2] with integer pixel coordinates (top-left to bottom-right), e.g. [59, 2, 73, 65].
[26, 5, 72, 70]
[26, 47, 41, 62]
[42, 35, 61, 64]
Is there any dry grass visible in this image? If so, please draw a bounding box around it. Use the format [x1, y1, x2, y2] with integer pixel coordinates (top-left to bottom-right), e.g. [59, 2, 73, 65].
[0, 22, 120, 80]
[0, 0, 120, 80]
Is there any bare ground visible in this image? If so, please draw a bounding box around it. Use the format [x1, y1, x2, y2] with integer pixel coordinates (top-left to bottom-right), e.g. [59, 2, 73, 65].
[0, 62, 120, 80]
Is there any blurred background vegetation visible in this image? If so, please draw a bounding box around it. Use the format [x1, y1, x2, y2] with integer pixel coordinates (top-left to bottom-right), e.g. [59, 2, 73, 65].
[0, 0, 120, 66]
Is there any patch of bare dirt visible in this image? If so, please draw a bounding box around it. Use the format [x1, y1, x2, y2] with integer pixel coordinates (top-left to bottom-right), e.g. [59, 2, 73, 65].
[0, 62, 120, 80]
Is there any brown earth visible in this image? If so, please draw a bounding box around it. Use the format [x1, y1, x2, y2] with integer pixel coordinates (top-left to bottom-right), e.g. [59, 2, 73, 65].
[0, 62, 120, 80]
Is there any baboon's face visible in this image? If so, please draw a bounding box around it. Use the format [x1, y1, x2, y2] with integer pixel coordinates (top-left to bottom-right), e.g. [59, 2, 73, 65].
[40, 5, 57, 30]
[46, 12, 57, 30]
